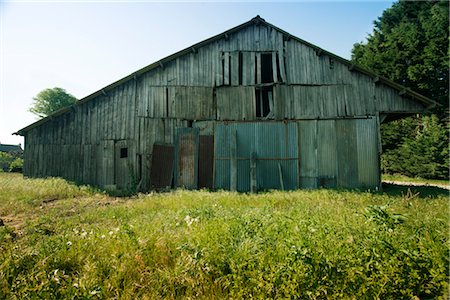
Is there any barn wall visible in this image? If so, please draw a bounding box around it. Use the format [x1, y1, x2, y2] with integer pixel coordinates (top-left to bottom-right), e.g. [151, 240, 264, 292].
[213, 117, 380, 192]
[22, 22, 423, 191]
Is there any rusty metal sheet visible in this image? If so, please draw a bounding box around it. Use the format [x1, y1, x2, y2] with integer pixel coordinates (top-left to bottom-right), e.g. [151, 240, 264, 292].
[174, 128, 199, 189]
[198, 135, 214, 189]
[150, 143, 174, 189]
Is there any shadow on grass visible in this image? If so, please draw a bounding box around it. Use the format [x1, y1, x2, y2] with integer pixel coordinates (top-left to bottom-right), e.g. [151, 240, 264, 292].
[382, 183, 449, 198]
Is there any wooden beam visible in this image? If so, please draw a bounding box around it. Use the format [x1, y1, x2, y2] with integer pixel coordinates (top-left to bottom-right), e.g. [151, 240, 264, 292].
[278, 163, 284, 191]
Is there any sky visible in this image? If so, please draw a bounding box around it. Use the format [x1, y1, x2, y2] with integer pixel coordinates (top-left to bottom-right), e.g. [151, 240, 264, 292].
[0, 0, 395, 146]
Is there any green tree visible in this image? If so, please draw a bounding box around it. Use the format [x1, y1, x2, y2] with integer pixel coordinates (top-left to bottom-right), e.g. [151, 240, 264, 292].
[352, 0, 449, 180]
[29, 87, 77, 118]
[352, 0, 449, 109]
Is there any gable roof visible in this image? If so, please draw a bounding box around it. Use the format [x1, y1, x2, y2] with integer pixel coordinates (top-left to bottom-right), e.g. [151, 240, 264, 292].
[15, 15, 438, 136]
[0, 144, 23, 153]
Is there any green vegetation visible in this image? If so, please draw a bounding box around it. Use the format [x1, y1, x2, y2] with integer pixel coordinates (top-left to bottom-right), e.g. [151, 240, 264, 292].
[0, 153, 23, 173]
[29, 87, 77, 118]
[352, 0, 449, 180]
[383, 173, 449, 187]
[0, 173, 448, 299]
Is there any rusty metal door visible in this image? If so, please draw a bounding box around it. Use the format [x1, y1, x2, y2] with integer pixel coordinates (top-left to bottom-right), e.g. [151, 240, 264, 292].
[150, 143, 174, 189]
[174, 128, 199, 189]
[198, 135, 214, 189]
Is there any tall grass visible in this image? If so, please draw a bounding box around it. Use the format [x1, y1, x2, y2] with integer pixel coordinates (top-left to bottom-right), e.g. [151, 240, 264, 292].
[0, 173, 448, 299]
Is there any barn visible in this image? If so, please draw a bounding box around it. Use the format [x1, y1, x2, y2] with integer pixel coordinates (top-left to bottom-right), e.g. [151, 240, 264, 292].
[15, 16, 436, 192]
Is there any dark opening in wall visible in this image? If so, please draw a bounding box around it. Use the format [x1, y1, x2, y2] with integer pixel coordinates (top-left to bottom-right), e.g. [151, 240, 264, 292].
[120, 148, 128, 158]
[329, 57, 335, 69]
[255, 86, 273, 118]
[261, 53, 273, 83]
[238, 52, 243, 85]
[276, 52, 283, 82]
[221, 53, 225, 85]
[165, 87, 169, 117]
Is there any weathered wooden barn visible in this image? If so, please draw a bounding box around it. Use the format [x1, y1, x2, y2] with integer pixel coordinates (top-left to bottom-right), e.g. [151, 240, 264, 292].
[16, 16, 436, 192]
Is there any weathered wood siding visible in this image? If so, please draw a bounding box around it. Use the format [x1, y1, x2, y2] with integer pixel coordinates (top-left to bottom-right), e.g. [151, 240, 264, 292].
[22, 22, 425, 190]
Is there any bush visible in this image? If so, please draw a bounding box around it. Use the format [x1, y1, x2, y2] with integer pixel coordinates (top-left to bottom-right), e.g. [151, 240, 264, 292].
[9, 157, 24, 172]
[0, 152, 14, 172]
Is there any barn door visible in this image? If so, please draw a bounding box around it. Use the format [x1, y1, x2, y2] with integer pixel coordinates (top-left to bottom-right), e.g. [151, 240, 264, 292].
[150, 143, 175, 189]
[115, 140, 134, 190]
[198, 135, 214, 189]
[174, 128, 199, 189]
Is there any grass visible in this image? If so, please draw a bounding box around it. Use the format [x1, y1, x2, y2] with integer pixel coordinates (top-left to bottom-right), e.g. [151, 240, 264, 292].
[382, 173, 449, 187]
[0, 173, 448, 299]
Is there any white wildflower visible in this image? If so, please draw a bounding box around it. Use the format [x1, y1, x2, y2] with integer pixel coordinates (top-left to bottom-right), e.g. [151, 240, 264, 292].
[81, 231, 87, 238]
[67, 241, 72, 246]
[109, 231, 114, 235]
[73, 283, 79, 288]
[101, 235, 105, 239]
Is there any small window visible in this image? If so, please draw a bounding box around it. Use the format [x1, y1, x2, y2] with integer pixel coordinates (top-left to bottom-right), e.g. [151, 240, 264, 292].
[120, 147, 128, 158]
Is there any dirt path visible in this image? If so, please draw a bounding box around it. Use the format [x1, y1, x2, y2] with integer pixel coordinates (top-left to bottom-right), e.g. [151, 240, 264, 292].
[383, 180, 450, 190]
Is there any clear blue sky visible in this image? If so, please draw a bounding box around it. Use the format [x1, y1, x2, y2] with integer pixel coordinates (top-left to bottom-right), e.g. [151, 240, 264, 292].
[0, 1, 394, 146]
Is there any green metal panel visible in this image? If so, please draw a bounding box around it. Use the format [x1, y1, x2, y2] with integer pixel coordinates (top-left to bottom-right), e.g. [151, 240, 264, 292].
[298, 120, 318, 189]
[317, 120, 337, 188]
[356, 117, 380, 189]
[214, 122, 298, 192]
[336, 119, 359, 188]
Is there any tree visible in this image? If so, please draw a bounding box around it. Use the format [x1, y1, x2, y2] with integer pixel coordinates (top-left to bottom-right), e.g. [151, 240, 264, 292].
[352, 0, 449, 110]
[29, 87, 77, 118]
[351, 0, 449, 180]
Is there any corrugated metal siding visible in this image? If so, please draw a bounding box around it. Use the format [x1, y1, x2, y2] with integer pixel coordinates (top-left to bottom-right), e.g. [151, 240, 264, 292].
[214, 122, 298, 191]
[356, 117, 379, 189]
[317, 120, 337, 188]
[298, 120, 318, 189]
[336, 119, 359, 188]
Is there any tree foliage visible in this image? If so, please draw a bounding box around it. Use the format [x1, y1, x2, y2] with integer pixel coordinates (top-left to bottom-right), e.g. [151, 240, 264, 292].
[29, 87, 77, 118]
[352, 0, 449, 180]
[352, 0, 449, 109]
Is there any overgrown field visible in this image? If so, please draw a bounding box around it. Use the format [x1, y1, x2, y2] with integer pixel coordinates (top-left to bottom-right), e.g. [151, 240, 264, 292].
[0, 173, 448, 299]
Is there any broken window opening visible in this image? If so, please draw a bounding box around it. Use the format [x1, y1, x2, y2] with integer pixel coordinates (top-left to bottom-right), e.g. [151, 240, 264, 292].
[228, 56, 232, 85]
[238, 51, 243, 85]
[165, 87, 169, 117]
[276, 52, 283, 82]
[255, 86, 273, 118]
[221, 53, 225, 86]
[261, 53, 273, 83]
[120, 147, 128, 158]
[329, 57, 335, 69]
[254, 54, 258, 84]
